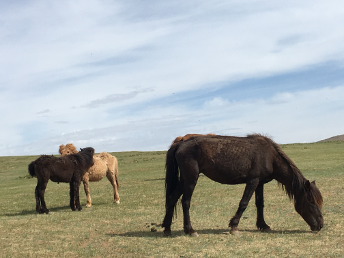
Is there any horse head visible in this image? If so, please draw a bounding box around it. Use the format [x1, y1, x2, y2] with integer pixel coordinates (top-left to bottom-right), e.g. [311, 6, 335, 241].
[80, 147, 95, 167]
[59, 143, 78, 156]
[294, 180, 323, 231]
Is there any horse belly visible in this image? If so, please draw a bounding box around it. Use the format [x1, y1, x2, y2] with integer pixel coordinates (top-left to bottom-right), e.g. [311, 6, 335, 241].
[87, 160, 107, 182]
[50, 171, 73, 183]
[201, 167, 249, 185]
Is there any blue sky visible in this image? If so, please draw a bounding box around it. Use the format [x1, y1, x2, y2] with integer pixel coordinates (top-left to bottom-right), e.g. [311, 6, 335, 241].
[1, 0, 344, 156]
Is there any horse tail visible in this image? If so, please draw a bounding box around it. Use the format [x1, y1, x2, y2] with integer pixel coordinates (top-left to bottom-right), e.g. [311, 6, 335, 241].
[165, 142, 180, 212]
[28, 161, 36, 177]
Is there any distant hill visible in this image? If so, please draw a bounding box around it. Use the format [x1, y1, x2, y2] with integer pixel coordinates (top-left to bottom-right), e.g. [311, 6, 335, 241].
[318, 134, 344, 142]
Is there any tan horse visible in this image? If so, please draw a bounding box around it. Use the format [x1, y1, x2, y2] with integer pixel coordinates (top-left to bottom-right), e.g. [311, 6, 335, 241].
[172, 133, 216, 145]
[59, 143, 120, 207]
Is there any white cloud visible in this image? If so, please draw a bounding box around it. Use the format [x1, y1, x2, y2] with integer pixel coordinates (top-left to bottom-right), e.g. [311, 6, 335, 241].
[2, 85, 343, 156]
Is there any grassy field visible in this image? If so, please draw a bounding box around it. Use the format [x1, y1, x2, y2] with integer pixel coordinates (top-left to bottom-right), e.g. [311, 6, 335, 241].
[0, 141, 343, 257]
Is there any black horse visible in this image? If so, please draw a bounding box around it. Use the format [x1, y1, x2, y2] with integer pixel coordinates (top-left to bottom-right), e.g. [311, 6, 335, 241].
[28, 147, 95, 214]
[162, 134, 323, 236]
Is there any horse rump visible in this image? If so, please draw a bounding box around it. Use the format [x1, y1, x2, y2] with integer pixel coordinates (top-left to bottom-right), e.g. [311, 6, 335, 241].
[28, 161, 36, 177]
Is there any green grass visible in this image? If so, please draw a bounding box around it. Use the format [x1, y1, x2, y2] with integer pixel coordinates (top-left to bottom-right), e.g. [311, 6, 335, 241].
[0, 142, 343, 257]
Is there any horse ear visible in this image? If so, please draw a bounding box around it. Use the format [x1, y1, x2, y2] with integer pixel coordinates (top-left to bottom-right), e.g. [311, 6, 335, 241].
[59, 144, 65, 154]
[304, 180, 311, 191]
[311, 180, 316, 186]
[80, 148, 83, 151]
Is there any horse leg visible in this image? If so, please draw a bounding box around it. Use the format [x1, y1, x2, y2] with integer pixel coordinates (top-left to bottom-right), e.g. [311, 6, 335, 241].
[74, 180, 82, 211]
[106, 171, 120, 204]
[162, 181, 184, 236]
[229, 178, 259, 234]
[35, 184, 41, 213]
[82, 174, 92, 207]
[69, 181, 76, 211]
[37, 180, 49, 214]
[255, 183, 271, 232]
[177, 161, 200, 237]
[181, 179, 199, 237]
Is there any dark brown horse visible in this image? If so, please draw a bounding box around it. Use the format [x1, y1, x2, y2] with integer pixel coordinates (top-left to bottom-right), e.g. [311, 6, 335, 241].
[162, 134, 323, 236]
[28, 147, 95, 214]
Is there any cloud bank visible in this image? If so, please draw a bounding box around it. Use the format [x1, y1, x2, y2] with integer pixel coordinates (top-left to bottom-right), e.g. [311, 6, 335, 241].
[1, 0, 344, 156]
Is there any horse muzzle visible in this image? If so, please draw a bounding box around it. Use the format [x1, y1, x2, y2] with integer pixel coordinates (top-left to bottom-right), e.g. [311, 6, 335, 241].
[311, 220, 323, 231]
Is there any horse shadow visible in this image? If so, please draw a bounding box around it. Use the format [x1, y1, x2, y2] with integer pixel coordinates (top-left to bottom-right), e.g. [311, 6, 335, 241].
[4, 205, 72, 216]
[107, 228, 310, 238]
[144, 178, 165, 181]
[4, 200, 118, 217]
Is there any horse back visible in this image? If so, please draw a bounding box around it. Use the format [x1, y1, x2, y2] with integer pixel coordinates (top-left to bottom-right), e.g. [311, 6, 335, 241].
[34, 155, 77, 183]
[175, 135, 276, 184]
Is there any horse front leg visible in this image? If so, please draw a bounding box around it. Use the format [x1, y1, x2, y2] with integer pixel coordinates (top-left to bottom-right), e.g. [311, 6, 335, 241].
[255, 183, 271, 232]
[82, 173, 92, 207]
[229, 178, 259, 234]
[106, 171, 120, 204]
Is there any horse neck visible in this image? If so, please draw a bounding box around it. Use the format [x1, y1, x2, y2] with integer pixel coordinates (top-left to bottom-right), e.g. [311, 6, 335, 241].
[273, 158, 307, 200]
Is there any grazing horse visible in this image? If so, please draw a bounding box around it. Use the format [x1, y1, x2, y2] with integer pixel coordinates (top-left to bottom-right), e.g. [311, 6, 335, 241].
[172, 133, 215, 145]
[59, 143, 120, 207]
[162, 134, 323, 236]
[28, 147, 95, 214]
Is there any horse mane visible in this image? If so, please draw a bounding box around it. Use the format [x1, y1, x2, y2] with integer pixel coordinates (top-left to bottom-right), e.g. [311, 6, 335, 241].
[250, 134, 323, 209]
[69, 148, 94, 168]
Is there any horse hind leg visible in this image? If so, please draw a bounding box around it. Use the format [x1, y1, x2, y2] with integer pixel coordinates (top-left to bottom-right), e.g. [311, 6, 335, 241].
[35, 184, 42, 213]
[162, 181, 183, 236]
[69, 181, 76, 211]
[106, 170, 120, 204]
[178, 162, 200, 237]
[37, 181, 49, 214]
[181, 180, 199, 237]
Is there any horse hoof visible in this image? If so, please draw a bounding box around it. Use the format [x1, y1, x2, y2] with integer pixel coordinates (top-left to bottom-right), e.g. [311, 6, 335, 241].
[86, 204, 91, 208]
[40, 209, 49, 214]
[115, 200, 120, 204]
[190, 232, 199, 237]
[260, 227, 272, 233]
[230, 230, 240, 236]
[163, 230, 172, 237]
